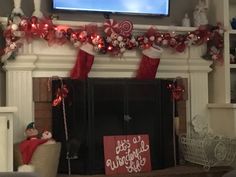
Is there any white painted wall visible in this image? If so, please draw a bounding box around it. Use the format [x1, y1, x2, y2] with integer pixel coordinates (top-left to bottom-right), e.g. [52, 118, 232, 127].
[0, 68, 6, 106]
[0, 0, 198, 26]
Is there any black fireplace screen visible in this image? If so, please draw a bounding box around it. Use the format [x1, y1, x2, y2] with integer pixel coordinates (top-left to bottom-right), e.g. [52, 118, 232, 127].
[52, 78, 174, 175]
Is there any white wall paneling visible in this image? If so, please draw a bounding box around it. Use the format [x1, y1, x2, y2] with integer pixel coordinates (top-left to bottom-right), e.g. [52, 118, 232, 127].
[0, 107, 17, 172]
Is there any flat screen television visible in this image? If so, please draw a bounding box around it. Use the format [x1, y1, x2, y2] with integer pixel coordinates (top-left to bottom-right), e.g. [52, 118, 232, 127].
[52, 0, 170, 16]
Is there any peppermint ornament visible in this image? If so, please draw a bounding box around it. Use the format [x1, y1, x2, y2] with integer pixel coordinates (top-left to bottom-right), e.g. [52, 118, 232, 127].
[11, 24, 18, 31]
[19, 18, 28, 31]
[157, 37, 163, 44]
[149, 36, 155, 42]
[10, 42, 17, 50]
[169, 38, 177, 47]
[112, 40, 119, 47]
[117, 36, 123, 42]
[104, 19, 119, 36]
[110, 32, 118, 40]
[162, 39, 169, 46]
[30, 16, 38, 24]
[119, 20, 133, 37]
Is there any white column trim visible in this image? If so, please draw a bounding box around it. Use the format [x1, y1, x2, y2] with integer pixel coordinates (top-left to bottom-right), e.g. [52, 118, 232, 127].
[32, 0, 43, 18]
[4, 56, 37, 142]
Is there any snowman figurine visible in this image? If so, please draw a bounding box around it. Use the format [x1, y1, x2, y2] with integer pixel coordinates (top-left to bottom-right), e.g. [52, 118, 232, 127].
[193, 0, 208, 27]
[41, 130, 56, 144]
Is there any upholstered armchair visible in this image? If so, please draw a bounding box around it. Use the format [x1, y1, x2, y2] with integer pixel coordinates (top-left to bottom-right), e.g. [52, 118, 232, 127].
[14, 142, 61, 177]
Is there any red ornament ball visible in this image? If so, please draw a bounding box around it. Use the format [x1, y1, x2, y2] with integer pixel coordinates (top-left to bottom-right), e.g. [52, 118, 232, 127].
[30, 16, 38, 24]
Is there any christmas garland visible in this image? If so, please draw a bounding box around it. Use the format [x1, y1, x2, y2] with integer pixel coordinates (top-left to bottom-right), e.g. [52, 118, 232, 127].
[0, 15, 224, 63]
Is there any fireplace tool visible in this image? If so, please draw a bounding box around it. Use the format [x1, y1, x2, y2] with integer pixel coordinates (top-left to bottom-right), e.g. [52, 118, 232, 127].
[49, 76, 72, 175]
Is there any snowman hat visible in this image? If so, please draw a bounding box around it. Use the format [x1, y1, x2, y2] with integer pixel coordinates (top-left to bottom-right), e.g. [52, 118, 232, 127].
[26, 122, 35, 130]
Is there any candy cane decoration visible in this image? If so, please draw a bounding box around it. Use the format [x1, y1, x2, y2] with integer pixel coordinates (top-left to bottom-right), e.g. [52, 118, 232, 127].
[48, 76, 71, 175]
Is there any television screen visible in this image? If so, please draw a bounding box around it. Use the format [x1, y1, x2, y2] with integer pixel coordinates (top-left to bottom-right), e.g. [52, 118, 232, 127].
[52, 0, 170, 16]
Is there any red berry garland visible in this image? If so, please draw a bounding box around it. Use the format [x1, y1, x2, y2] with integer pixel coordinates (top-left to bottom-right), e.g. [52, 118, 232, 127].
[0, 15, 224, 63]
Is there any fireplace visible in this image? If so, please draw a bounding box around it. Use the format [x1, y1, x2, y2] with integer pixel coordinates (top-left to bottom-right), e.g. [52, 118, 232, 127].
[2, 21, 212, 167]
[51, 78, 175, 174]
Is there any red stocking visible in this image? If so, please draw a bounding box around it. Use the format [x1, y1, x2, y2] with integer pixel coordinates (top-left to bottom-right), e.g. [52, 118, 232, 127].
[70, 43, 95, 80]
[136, 45, 163, 79]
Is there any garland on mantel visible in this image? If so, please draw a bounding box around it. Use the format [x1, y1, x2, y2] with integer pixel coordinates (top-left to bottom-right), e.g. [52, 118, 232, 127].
[0, 15, 224, 63]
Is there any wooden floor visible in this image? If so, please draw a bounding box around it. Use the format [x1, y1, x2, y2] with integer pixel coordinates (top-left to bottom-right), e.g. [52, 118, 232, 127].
[57, 165, 232, 177]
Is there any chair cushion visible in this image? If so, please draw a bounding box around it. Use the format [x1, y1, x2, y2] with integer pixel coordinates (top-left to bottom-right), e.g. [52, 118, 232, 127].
[14, 142, 61, 177]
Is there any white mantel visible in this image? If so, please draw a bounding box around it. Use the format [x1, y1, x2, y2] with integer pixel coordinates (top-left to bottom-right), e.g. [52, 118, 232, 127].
[1, 19, 212, 142]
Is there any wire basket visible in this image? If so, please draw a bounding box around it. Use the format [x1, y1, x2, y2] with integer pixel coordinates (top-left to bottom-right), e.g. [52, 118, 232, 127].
[180, 134, 236, 170]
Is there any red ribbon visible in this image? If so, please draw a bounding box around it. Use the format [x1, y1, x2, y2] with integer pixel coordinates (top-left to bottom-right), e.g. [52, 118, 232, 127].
[167, 83, 185, 101]
[52, 84, 69, 106]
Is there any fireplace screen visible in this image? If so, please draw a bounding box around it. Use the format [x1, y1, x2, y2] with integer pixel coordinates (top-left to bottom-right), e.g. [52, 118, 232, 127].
[52, 78, 174, 175]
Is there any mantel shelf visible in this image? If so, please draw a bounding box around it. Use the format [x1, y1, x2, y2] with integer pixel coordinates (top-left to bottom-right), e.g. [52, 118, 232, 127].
[0, 16, 197, 33]
[229, 30, 236, 34]
[0, 107, 18, 113]
[208, 103, 236, 109]
[53, 19, 197, 32]
[230, 64, 236, 68]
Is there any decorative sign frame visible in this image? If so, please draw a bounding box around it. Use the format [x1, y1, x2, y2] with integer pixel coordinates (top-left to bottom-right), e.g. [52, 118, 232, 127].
[103, 134, 151, 175]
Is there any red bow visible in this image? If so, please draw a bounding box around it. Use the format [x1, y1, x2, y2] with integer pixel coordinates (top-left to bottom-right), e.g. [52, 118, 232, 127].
[167, 83, 185, 101]
[52, 85, 69, 106]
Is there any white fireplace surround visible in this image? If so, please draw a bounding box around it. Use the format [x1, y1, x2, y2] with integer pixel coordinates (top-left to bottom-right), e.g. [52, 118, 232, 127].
[1, 19, 213, 142]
